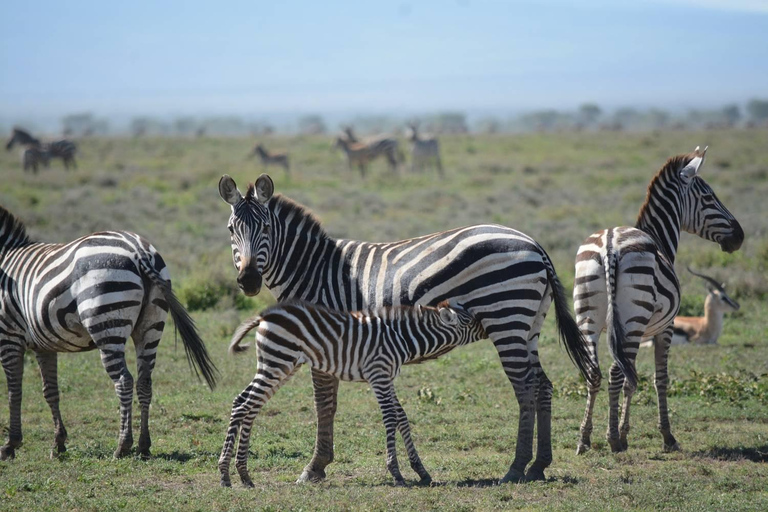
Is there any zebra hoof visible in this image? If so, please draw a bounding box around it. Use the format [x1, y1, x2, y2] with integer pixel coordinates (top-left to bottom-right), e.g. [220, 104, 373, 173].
[296, 467, 326, 484]
[393, 479, 407, 487]
[525, 468, 546, 482]
[500, 468, 526, 484]
[608, 438, 625, 453]
[220, 476, 232, 488]
[576, 441, 591, 455]
[663, 441, 681, 453]
[417, 475, 433, 486]
[0, 445, 16, 460]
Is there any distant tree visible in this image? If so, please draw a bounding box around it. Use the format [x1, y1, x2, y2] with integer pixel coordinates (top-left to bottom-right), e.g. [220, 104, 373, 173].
[520, 110, 561, 132]
[613, 107, 640, 128]
[746, 99, 768, 123]
[298, 115, 327, 135]
[577, 103, 602, 127]
[721, 104, 741, 127]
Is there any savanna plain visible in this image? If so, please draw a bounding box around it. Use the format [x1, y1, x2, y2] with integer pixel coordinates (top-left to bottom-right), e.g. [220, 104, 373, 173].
[0, 130, 766, 511]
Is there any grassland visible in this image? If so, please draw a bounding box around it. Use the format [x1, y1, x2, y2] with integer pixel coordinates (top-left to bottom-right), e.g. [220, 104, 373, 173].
[0, 130, 766, 511]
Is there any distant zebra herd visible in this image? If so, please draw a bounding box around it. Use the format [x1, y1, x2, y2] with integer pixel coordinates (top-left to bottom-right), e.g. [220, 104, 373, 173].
[0, 141, 746, 488]
[5, 127, 78, 173]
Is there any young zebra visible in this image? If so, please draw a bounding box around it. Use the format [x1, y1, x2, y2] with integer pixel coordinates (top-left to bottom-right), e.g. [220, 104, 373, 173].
[5, 127, 41, 151]
[22, 146, 51, 173]
[405, 122, 443, 175]
[0, 206, 218, 460]
[46, 139, 78, 169]
[219, 174, 596, 484]
[218, 299, 486, 488]
[573, 146, 743, 455]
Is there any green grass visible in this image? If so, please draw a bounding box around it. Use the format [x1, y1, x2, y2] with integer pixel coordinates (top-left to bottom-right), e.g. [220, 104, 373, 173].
[1, 131, 767, 511]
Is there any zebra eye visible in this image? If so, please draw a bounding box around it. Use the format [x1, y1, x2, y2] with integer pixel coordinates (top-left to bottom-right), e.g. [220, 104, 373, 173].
[262, 224, 270, 234]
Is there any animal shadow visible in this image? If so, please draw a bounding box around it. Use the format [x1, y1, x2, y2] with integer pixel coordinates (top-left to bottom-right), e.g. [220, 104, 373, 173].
[693, 444, 768, 463]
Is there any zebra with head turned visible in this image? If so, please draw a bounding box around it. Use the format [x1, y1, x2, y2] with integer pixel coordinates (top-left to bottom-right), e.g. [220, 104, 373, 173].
[337, 127, 403, 176]
[219, 173, 597, 484]
[573, 146, 743, 455]
[5, 127, 41, 151]
[0, 206, 218, 460]
[219, 299, 486, 488]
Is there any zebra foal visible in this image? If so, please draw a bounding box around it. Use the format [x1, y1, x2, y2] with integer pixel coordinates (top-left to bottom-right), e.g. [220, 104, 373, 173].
[251, 143, 290, 176]
[0, 206, 218, 460]
[573, 146, 743, 455]
[218, 300, 485, 487]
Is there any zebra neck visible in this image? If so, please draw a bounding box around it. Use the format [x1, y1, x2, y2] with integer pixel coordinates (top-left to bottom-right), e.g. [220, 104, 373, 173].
[635, 190, 681, 263]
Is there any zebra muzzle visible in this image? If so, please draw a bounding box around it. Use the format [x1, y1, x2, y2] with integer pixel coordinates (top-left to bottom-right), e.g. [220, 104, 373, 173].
[237, 267, 262, 296]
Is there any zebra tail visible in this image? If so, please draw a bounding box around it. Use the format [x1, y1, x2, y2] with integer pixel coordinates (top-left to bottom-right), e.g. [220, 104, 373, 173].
[546, 259, 601, 386]
[229, 316, 262, 355]
[603, 251, 637, 388]
[138, 258, 219, 390]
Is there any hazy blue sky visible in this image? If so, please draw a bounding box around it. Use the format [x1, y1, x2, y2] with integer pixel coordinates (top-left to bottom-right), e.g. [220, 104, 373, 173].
[1, 0, 766, 120]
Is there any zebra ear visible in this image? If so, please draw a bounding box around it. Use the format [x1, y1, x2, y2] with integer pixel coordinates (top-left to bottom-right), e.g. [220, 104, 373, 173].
[254, 174, 274, 204]
[219, 175, 243, 205]
[439, 306, 458, 326]
[680, 146, 708, 180]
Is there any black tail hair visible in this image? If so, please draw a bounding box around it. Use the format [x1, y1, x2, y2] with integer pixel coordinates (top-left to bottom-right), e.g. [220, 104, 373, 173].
[604, 252, 637, 388]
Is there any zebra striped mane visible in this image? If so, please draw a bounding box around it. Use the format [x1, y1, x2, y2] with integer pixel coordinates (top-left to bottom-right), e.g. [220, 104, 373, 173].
[635, 152, 696, 228]
[267, 193, 328, 239]
[0, 205, 31, 249]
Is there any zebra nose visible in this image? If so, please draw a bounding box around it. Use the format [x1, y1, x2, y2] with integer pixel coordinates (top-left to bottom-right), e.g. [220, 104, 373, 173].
[237, 267, 262, 296]
[720, 220, 744, 253]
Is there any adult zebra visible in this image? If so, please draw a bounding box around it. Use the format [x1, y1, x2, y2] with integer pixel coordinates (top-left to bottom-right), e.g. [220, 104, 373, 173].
[338, 126, 402, 175]
[47, 139, 78, 169]
[573, 147, 743, 455]
[0, 206, 218, 460]
[219, 174, 597, 483]
[5, 128, 77, 170]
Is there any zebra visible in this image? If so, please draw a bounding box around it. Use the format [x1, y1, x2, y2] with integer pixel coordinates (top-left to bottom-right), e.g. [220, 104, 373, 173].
[218, 299, 486, 488]
[22, 146, 51, 173]
[573, 146, 743, 455]
[46, 139, 78, 169]
[218, 173, 597, 484]
[337, 127, 402, 175]
[405, 122, 443, 175]
[251, 144, 290, 175]
[0, 206, 218, 460]
[5, 127, 41, 151]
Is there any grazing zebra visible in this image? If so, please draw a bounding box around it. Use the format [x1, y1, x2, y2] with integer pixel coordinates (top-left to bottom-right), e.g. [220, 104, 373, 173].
[5, 127, 41, 151]
[251, 144, 290, 175]
[22, 146, 51, 173]
[0, 206, 218, 460]
[405, 122, 443, 175]
[219, 299, 486, 487]
[218, 174, 596, 484]
[46, 139, 78, 169]
[337, 127, 402, 176]
[573, 146, 743, 455]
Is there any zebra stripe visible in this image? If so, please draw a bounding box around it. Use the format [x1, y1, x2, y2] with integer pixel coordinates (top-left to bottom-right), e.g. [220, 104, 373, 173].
[22, 146, 51, 173]
[0, 206, 217, 460]
[218, 300, 485, 487]
[46, 139, 78, 169]
[573, 147, 744, 455]
[335, 128, 402, 177]
[219, 173, 596, 484]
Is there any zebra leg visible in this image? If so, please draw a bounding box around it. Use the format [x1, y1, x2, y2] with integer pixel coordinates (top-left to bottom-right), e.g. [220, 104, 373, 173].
[491, 333, 536, 484]
[34, 352, 68, 458]
[297, 369, 340, 483]
[0, 343, 24, 460]
[576, 333, 603, 454]
[131, 295, 166, 459]
[525, 294, 553, 481]
[606, 363, 625, 452]
[226, 362, 300, 487]
[97, 346, 135, 458]
[391, 393, 431, 485]
[653, 328, 680, 452]
[618, 343, 640, 451]
[368, 375, 406, 486]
